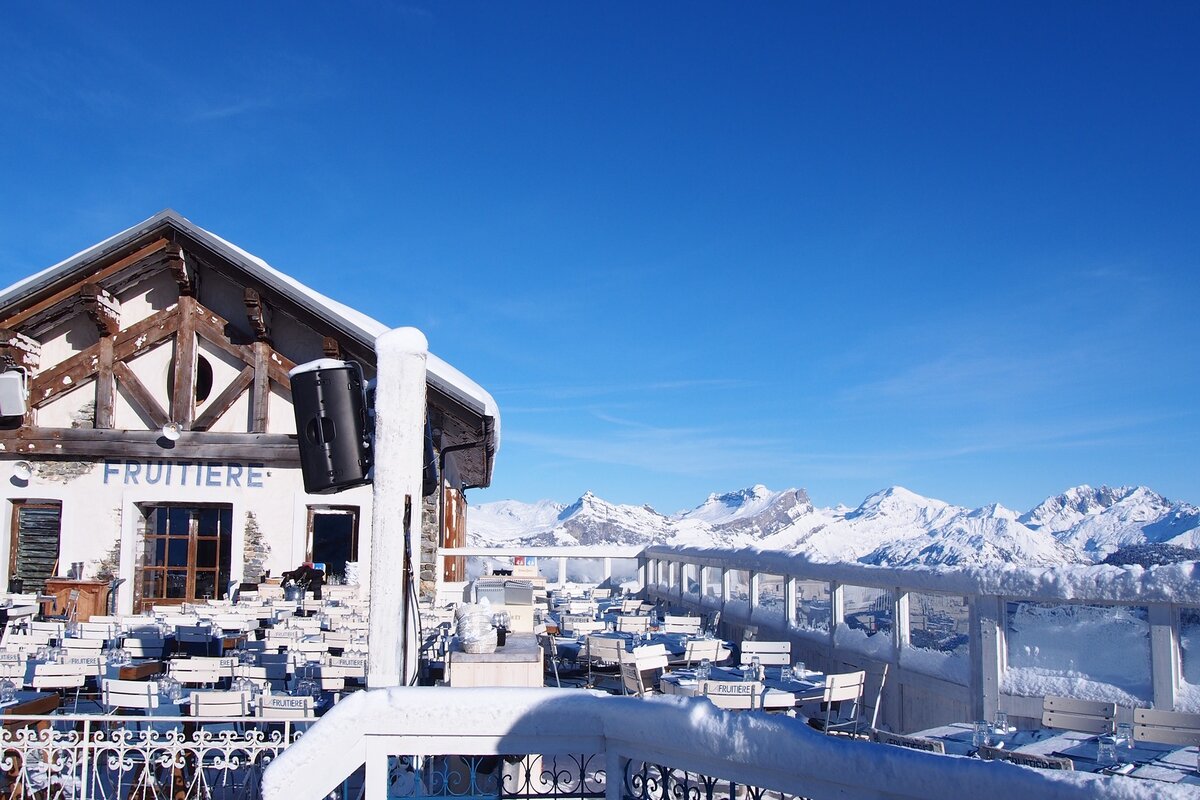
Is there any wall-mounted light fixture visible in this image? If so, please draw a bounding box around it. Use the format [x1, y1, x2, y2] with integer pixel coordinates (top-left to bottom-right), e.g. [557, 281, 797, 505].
[161, 422, 182, 441]
[11, 461, 32, 481]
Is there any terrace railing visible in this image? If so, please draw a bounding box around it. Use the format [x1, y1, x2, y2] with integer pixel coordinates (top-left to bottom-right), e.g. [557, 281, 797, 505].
[262, 687, 1187, 800]
[640, 545, 1200, 729]
[0, 713, 307, 799]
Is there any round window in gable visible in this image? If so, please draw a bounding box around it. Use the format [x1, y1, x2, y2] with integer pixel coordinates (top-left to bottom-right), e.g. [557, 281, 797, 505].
[194, 355, 213, 405]
[165, 354, 215, 406]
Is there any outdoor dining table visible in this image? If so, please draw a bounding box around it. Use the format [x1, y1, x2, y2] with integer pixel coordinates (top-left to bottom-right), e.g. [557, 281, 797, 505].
[912, 722, 1200, 786]
[557, 631, 732, 666]
[659, 665, 826, 710]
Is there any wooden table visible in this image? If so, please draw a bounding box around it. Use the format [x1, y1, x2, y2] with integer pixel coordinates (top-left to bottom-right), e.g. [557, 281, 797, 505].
[118, 660, 165, 680]
[0, 691, 59, 732]
[447, 634, 543, 687]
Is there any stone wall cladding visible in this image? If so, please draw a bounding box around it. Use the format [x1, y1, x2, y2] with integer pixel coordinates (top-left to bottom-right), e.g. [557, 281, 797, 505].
[243, 510, 269, 583]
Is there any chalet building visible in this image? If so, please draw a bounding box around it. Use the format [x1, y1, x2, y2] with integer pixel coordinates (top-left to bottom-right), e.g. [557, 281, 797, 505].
[0, 210, 498, 614]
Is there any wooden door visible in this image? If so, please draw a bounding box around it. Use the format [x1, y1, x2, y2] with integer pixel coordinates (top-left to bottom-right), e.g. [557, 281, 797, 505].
[8, 502, 61, 594]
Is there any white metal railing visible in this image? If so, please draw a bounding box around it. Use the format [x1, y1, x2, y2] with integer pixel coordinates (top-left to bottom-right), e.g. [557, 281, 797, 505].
[438, 546, 641, 594]
[640, 545, 1200, 729]
[262, 686, 1189, 800]
[0, 713, 308, 799]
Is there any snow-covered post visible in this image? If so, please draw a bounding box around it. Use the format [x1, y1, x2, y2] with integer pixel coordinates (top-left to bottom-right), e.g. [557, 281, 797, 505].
[557, 557, 568, 588]
[784, 576, 797, 627]
[368, 327, 428, 688]
[893, 589, 910, 660]
[1149, 604, 1178, 709]
[969, 594, 1004, 722]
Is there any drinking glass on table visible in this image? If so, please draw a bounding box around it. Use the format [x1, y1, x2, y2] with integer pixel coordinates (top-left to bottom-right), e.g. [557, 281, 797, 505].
[1097, 736, 1118, 766]
[972, 720, 990, 748]
[1116, 722, 1133, 753]
[793, 661, 806, 679]
[781, 664, 793, 682]
[698, 658, 711, 680]
[993, 711, 1008, 741]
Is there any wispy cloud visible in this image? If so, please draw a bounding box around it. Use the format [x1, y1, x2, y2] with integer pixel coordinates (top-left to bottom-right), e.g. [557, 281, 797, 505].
[189, 99, 274, 122]
[496, 377, 753, 401]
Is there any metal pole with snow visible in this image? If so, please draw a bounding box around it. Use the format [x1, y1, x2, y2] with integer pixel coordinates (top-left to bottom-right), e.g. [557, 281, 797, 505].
[367, 327, 428, 688]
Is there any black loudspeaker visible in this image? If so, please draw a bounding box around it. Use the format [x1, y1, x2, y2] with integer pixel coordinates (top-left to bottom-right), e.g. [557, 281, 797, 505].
[291, 361, 373, 494]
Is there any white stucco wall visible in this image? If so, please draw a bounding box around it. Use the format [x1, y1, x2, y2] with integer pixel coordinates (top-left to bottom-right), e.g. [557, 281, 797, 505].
[0, 457, 374, 613]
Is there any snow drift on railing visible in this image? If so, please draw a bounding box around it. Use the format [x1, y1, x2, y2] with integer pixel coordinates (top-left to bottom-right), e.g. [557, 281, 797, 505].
[262, 687, 1190, 800]
[644, 545, 1200, 604]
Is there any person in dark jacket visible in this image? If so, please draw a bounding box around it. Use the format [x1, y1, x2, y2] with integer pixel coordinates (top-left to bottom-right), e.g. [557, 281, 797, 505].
[282, 561, 325, 600]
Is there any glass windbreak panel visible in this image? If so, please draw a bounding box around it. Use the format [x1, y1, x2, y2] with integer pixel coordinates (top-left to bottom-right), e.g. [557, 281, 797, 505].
[843, 586, 894, 636]
[566, 558, 604, 586]
[903, 593, 970, 684]
[1181, 609, 1200, 712]
[682, 563, 700, 597]
[702, 567, 723, 600]
[795, 580, 831, 633]
[1004, 602, 1151, 703]
[756, 573, 786, 623]
[726, 569, 751, 615]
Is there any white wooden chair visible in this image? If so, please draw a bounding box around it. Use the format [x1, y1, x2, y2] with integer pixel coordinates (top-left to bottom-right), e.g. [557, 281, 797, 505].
[661, 615, 702, 635]
[1042, 695, 1117, 734]
[189, 690, 252, 718]
[683, 638, 723, 667]
[808, 670, 866, 736]
[30, 662, 88, 712]
[740, 640, 790, 666]
[124, 635, 168, 660]
[1133, 708, 1200, 746]
[616, 615, 650, 634]
[620, 599, 642, 614]
[101, 678, 160, 716]
[619, 644, 669, 697]
[700, 680, 763, 710]
[175, 625, 217, 656]
[257, 694, 315, 719]
[585, 636, 625, 691]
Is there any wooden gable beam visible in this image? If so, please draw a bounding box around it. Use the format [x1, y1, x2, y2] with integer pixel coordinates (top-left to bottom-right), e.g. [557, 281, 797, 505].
[170, 296, 197, 428]
[165, 243, 194, 296]
[31, 305, 180, 410]
[112, 361, 169, 428]
[0, 329, 41, 373]
[193, 365, 255, 431]
[1, 238, 170, 329]
[80, 283, 120, 336]
[323, 337, 341, 359]
[244, 288, 271, 342]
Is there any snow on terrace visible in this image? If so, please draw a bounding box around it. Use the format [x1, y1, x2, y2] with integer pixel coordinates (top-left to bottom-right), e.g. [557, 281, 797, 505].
[262, 688, 1191, 800]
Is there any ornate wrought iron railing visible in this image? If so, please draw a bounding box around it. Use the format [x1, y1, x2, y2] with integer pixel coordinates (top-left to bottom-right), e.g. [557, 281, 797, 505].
[0, 714, 308, 800]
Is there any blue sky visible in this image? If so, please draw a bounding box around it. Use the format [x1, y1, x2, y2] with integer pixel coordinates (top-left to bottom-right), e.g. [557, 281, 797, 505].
[1, 3, 1197, 514]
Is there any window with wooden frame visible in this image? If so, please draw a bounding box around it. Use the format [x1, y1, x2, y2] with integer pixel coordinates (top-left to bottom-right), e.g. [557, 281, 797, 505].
[307, 506, 359, 583]
[139, 504, 232, 610]
[8, 500, 61, 594]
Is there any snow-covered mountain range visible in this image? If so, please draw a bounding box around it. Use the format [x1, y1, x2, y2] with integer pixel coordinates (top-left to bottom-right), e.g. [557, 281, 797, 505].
[468, 484, 1200, 568]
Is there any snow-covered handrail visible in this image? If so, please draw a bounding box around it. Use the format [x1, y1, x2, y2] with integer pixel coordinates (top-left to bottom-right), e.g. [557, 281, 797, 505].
[262, 687, 1188, 800]
[643, 544, 1200, 605]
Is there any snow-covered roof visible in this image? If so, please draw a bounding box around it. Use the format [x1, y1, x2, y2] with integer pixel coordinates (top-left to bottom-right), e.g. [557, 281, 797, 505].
[0, 209, 500, 462]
